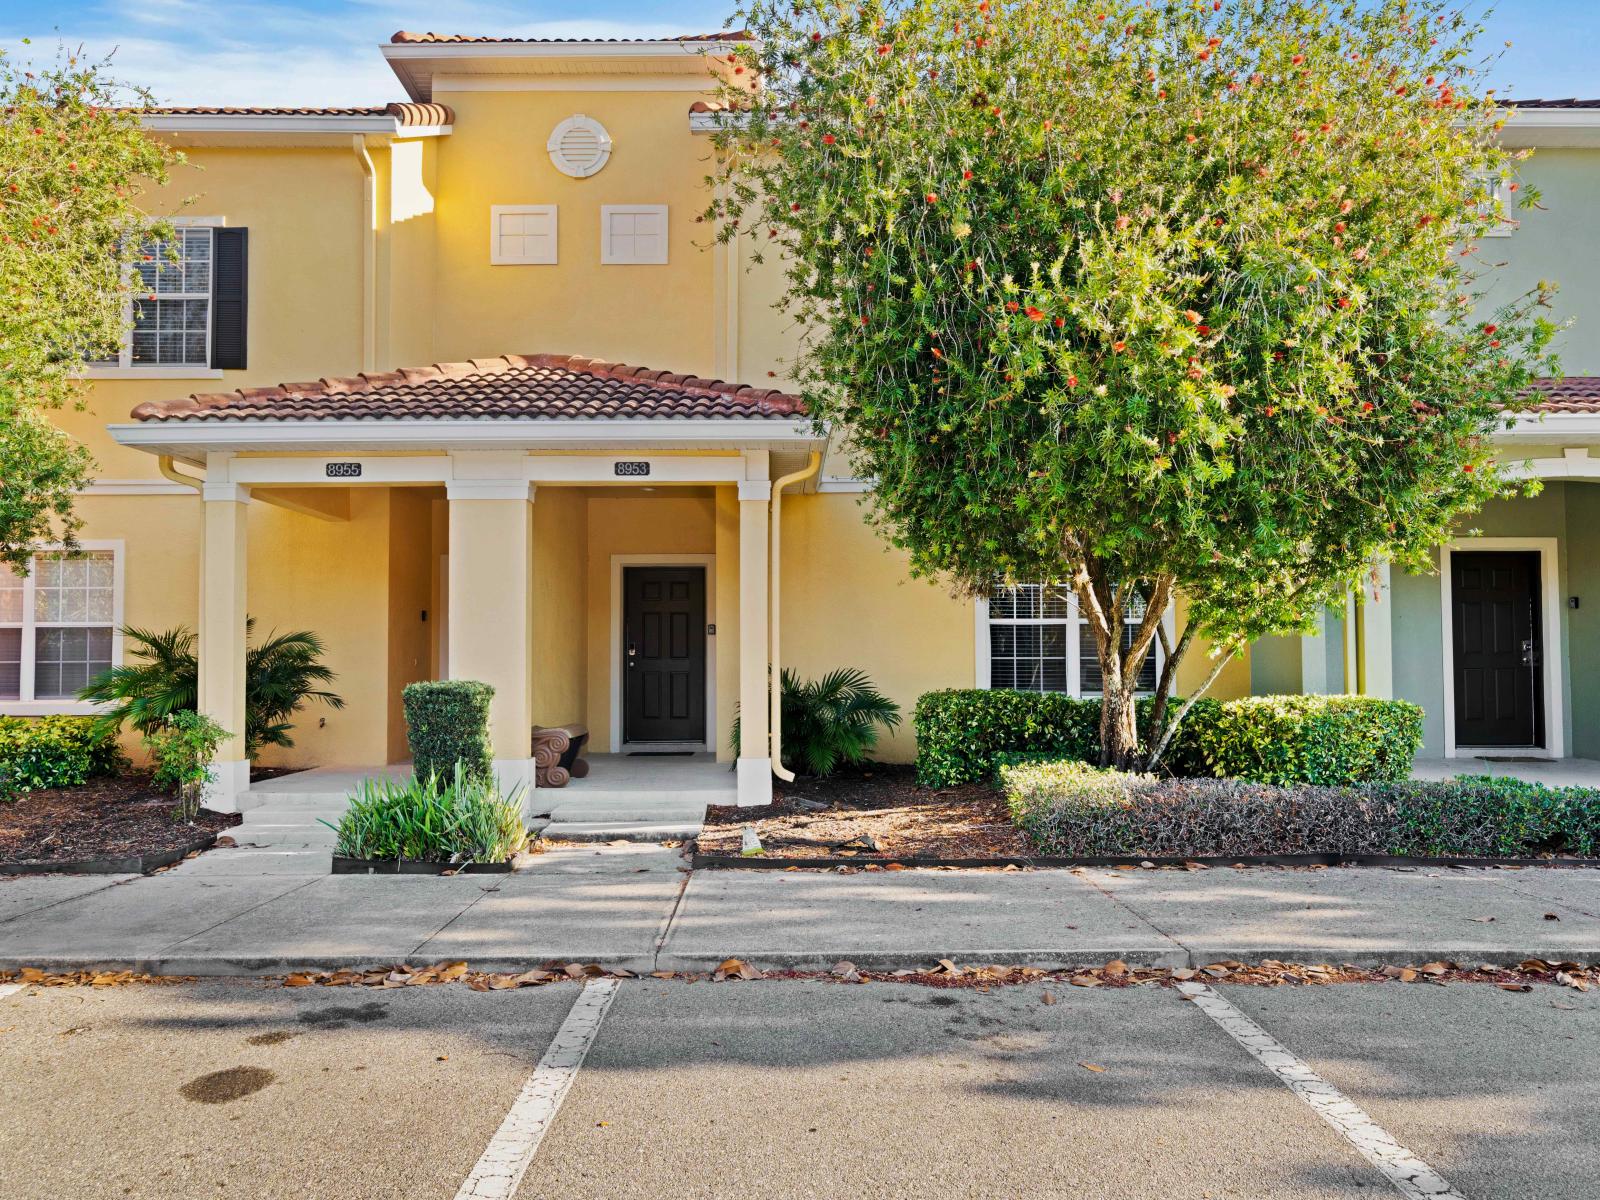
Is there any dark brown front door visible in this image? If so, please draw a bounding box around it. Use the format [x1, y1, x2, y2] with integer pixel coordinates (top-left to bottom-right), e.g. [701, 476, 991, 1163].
[1451, 551, 1543, 748]
[623, 566, 707, 745]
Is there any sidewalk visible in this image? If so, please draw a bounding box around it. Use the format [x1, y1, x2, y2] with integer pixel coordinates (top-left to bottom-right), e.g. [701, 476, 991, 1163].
[2, 844, 1597, 975]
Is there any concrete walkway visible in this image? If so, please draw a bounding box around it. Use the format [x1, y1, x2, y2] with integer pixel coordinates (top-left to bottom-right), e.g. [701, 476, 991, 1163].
[2, 846, 1597, 976]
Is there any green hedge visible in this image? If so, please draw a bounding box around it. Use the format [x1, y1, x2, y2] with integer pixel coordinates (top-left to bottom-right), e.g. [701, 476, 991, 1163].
[1190, 695, 1423, 785]
[402, 680, 494, 786]
[914, 689, 1420, 787]
[1002, 760, 1600, 859]
[913, 689, 1216, 786]
[0, 715, 125, 800]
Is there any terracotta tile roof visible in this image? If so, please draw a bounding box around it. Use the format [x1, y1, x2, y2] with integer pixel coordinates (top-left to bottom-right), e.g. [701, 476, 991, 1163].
[390, 30, 750, 44]
[1504, 98, 1600, 109]
[1525, 377, 1600, 414]
[141, 102, 453, 125]
[130, 354, 805, 424]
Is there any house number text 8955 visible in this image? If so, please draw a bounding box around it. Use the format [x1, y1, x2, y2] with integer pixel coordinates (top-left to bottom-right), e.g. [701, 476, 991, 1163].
[325, 462, 363, 479]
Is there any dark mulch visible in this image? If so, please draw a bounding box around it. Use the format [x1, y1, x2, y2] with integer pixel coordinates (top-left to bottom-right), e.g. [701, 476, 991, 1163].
[250, 766, 308, 783]
[0, 775, 240, 866]
[698, 763, 1030, 859]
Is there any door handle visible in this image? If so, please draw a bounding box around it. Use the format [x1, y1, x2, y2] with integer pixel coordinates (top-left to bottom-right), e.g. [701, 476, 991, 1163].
[627, 641, 637, 668]
[1522, 639, 1540, 667]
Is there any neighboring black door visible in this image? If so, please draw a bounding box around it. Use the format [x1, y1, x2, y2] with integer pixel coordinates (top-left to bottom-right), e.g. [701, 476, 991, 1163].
[623, 566, 707, 744]
[1452, 551, 1543, 748]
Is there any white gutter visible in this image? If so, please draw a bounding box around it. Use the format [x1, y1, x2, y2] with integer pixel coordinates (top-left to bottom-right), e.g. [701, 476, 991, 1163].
[1498, 411, 1600, 441]
[140, 114, 451, 136]
[768, 451, 822, 782]
[353, 136, 378, 372]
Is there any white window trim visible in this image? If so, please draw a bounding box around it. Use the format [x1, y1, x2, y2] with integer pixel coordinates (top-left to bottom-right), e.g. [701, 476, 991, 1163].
[975, 587, 1175, 697]
[489, 204, 558, 266]
[1438, 536, 1564, 759]
[1, 540, 125, 716]
[600, 204, 669, 265]
[86, 216, 225, 376]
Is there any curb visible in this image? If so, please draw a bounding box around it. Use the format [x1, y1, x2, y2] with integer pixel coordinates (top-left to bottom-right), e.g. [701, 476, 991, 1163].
[0, 834, 218, 877]
[692, 851, 1600, 871]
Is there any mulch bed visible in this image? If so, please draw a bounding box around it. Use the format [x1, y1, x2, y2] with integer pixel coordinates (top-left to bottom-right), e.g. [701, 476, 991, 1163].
[0, 774, 239, 869]
[698, 763, 1030, 860]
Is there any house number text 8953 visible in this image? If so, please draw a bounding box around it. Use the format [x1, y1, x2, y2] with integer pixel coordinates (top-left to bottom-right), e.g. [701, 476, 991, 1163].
[614, 461, 651, 477]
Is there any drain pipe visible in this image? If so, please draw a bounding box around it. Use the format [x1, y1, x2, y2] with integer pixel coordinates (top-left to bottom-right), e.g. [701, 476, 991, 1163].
[352, 134, 377, 372]
[769, 451, 822, 781]
[158, 455, 203, 491]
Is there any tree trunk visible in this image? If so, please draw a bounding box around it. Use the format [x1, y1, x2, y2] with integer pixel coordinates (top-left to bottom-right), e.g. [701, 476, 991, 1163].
[1099, 684, 1141, 770]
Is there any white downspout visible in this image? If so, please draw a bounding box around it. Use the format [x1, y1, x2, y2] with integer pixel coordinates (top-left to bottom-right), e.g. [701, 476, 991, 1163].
[353, 135, 377, 372]
[769, 451, 822, 781]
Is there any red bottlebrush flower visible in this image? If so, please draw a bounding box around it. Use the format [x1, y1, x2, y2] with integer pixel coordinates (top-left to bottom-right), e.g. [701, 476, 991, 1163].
[978, 0, 989, 10]
[966, 261, 978, 272]
[877, 43, 891, 55]
[1197, 49, 1210, 61]
[1395, 85, 1407, 96]
[1157, 89, 1167, 99]
[1115, 214, 1131, 230]
[1291, 53, 1304, 65]
[931, 347, 943, 358]
[963, 169, 973, 180]
[822, 133, 836, 145]
[1482, 323, 1497, 334]
[1184, 310, 1202, 324]
[1336, 297, 1351, 309]
[791, 202, 801, 212]
[734, 66, 744, 75]
[1335, 221, 1346, 233]
[925, 192, 939, 204]
[1426, 75, 1435, 85]
[1005, 300, 1020, 312]
[1196, 325, 1211, 335]
[1489, 339, 1502, 348]
[1112, 340, 1127, 353]
[1053, 317, 1065, 328]
[1339, 198, 1354, 214]
[1464, 463, 1475, 472]
[1361, 401, 1374, 412]
[1319, 122, 1332, 132]
[1419, 214, 1434, 226]
[1207, 37, 1221, 47]
[1067, 375, 1079, 388]
[1265, 405, 1278, 416]
[811, 31, 822, 42]
[1509, 182, 1519, 193]
[1025, 306, 1046, 322]
[1185, 133, 1198, 143]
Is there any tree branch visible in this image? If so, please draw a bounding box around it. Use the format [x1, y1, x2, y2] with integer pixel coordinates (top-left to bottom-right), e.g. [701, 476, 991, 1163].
[1143, 647, 1237, 773]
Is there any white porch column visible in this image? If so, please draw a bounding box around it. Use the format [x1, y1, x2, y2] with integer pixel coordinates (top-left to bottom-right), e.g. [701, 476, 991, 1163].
[1358, 562, 1395, 699]
[736, 467, 772, 807]
[1299, 609, 1331, 695]
[446, 453, 535, 802]
[199, 474, 251, 811]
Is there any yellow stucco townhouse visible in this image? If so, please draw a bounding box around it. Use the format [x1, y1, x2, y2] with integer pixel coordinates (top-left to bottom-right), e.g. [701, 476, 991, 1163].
[10, 32, 1600, 818]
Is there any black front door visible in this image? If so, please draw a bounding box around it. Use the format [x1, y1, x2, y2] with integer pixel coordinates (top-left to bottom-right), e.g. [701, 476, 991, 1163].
[1451, 551, 1543, 748]
[623, 566, 707, 745]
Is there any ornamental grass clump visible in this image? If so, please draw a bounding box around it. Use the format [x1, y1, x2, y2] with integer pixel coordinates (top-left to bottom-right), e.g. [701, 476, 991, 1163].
[1002, 760, 1600, 860]
[327, 763, 525, 865]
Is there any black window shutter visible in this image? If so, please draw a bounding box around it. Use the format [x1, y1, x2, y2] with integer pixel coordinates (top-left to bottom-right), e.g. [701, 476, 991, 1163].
[210, 227, 248, 370]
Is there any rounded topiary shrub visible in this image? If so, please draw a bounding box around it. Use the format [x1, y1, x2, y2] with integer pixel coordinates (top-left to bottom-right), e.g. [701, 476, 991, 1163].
[402, 680, 494, 786]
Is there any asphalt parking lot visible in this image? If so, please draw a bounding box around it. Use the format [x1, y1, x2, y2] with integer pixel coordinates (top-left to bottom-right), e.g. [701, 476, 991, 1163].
[1, 975, 1594, 1199]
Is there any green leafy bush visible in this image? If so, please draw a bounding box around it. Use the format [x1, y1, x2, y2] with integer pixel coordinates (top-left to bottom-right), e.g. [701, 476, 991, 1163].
[79, 620, 343, 759]
[1002, 761, 1600, 860]
[735, 667, 902, 777]
[0, 715, 125, 800]
[144, 710, 230, 821]
[402, 680, 494, 786]
[326, 763, 524, 864]
[1190, 695, 1423, 785]
[913, 689, 1216, 786]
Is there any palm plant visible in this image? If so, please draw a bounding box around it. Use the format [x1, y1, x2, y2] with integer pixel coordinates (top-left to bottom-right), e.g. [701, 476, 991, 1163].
[734, 667, 902, 777]
[80, 618, 343, 759]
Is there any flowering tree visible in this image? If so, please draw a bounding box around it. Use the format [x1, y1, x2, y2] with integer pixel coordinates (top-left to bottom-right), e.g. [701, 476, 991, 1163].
[0, 43, 177, 573]
[706, 0, 1560, 768]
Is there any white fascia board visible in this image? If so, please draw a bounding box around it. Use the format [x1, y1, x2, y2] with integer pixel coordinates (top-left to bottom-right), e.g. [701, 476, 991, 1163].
[1496, 412, 1600, 441]
[1502, 108, 1600, 130]
[108, 417, 825, 459]
[140, 114, 451, 137]
[382, 40, 744, 63]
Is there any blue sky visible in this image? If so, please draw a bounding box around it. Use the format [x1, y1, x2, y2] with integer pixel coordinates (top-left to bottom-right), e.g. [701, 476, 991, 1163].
[1, 0, 1596, 107]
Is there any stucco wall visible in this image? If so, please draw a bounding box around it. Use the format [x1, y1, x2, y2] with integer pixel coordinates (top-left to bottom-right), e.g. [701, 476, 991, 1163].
[532, 488, 588, 731]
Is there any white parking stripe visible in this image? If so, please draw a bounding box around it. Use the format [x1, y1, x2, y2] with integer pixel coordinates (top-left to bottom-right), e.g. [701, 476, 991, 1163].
[0, 983, 22, 999]
[1178, 983, 1465, 1200]
[456, 978, 621, 1200]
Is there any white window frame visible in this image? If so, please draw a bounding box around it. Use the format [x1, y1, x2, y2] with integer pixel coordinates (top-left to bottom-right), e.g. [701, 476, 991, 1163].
[1, 541, 125, 716]
[600, 204, 669, 265]
[975, 585, 1174, 697]
[489, 204, 559, 265]
[1471, 173, 1515, 239]
[84, 216, 226, 380]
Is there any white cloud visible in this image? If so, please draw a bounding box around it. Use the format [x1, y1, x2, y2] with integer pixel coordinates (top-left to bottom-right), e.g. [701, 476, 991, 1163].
[1, 1, 722, 106]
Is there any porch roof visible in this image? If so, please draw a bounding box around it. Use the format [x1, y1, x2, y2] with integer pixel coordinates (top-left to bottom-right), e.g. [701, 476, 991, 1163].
[1526, 376, 1600, 414]
[128, 353, 805, 424]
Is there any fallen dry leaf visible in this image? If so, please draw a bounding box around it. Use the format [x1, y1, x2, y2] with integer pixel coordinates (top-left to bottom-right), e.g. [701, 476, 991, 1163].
[1041, 991, 1057, 1006]
[1078, 1062, 1107, 1073]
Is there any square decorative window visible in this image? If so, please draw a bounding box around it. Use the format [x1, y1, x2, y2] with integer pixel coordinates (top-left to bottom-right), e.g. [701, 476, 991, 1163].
[981, 583, 1161, 696]
[97, 223, 219, 367]
[0, 547, 122, 706]
[600, 205, 668, 265]
[490, 205, 558, 265]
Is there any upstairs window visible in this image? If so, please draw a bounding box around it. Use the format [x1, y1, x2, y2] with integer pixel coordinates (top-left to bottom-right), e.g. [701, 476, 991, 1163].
[982, 583, 1161, 695]
[0, 548, 121, 705]
[98, 226, 213, 368]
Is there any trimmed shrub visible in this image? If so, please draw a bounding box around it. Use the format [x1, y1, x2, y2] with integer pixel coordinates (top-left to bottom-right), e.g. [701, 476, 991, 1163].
[402, 680, 494, 786]
[913, 689, 1216, 786]
[1002, 760, 1600, 860]
[1191, 695, 1423, 785]
[144, 711, 230, 821]
[327, 763, 525, 864]
[0, 715, 125, 800]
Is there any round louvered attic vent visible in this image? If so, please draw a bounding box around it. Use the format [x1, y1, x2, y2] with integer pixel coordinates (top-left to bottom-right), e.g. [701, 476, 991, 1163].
[546, 114, 612, 178]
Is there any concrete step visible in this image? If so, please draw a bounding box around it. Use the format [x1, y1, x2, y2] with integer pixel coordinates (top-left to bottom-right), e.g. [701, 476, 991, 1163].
[541, 820, 703, 843]
[542, 803, 710, 823]
[241, 792, 355, 810]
